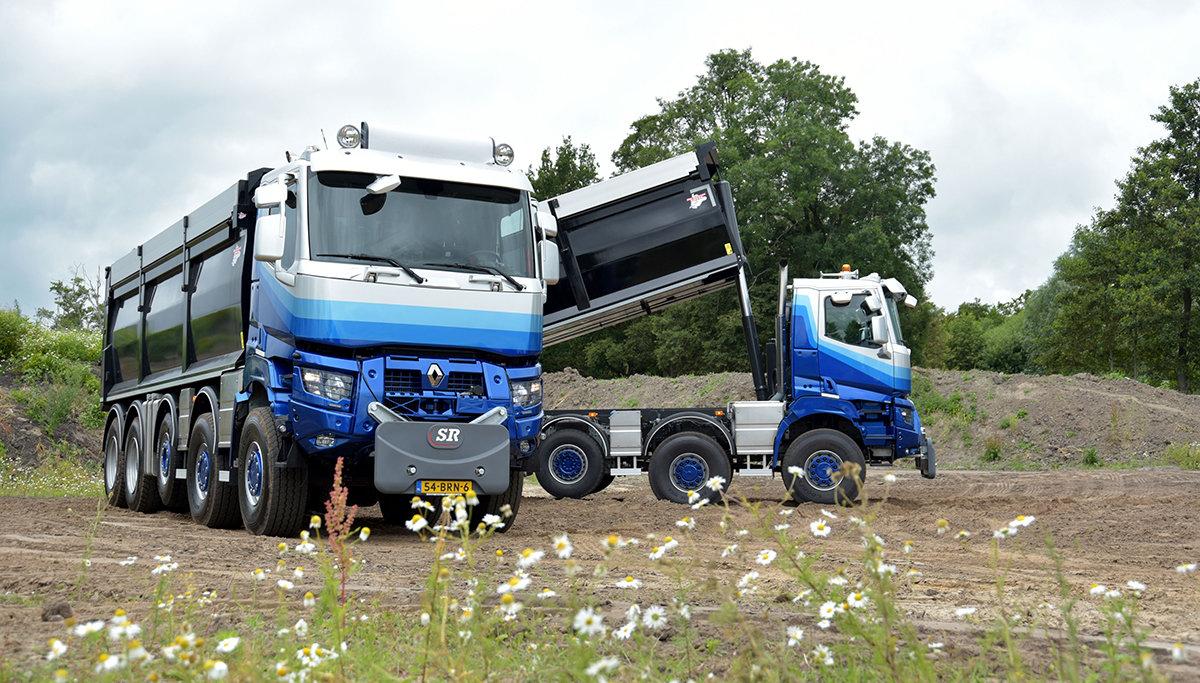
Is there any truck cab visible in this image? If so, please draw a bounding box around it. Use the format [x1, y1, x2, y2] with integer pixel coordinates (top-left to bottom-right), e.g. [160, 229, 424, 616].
[772, 265, 934, 503]
[246, 125, 557, 526]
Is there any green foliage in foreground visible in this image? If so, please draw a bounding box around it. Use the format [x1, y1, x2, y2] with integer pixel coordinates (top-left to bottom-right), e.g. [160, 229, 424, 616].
[6, 473, 1177, 681]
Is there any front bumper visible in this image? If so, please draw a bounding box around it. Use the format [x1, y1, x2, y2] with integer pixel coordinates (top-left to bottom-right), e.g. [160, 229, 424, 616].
[373, 421, 512, 495]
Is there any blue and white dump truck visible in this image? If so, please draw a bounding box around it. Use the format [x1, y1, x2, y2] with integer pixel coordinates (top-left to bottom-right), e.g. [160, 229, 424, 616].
[99, 124, 755, 535]
[534, 258, 937, 506]
[99, 122, 933, 536]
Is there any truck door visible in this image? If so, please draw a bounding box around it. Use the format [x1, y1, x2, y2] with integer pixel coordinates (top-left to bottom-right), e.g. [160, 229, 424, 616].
[542, 144, 747, 346]
[817, 291, 897, 398]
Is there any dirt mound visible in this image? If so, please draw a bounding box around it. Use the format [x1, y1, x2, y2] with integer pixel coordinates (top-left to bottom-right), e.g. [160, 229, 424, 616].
[545, 367, 1200, 468]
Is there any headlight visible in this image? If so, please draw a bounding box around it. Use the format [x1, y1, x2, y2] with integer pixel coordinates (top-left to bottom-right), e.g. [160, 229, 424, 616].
[897, 407, 913, 425]
[301, 368, 355, 403]
[337, 124, 361, 149]
[493, 142, 514, 166]
[509, 377, 542, 407]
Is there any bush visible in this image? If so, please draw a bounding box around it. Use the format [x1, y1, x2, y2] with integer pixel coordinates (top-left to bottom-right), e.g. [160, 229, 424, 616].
[12, 326, 101, 389]
[1082, 447, 1100, 467]
[0, 309, 29, 361]
[12, 384, 85, 436]
[982, 437, 1003, 462]
[1163, 443, 1200, 470]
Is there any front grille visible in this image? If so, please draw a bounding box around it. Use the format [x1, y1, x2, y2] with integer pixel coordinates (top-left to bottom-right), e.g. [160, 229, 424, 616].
[384, 369, 421, 394]
[447, 372, 484, 394]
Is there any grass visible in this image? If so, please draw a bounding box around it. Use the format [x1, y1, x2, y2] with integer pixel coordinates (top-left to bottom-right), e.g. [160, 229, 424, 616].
[1163, 443, 1200, 470]
[5, 466, 1177, 681]
[0, 442, 103, 498]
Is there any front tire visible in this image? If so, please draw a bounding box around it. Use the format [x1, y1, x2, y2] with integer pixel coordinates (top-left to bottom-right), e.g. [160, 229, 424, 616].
[187, 412, 239, 528]
[103, 419, 126, 508]
[781, 428, 866, 505]
[471, 472, 524, 533]
[124, 414, 162, 513]
[535, 430, 605, 499]
[238, 406, 308, 536]
[648, 432, 731, 504]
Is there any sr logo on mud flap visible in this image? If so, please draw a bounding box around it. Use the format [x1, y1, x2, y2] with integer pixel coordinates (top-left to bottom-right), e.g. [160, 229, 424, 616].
[427, 426, 463, 449]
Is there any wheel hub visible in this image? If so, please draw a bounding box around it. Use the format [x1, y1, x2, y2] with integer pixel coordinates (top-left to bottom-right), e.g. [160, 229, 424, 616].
[196, 448, 211, 498]
[124, 436, 140, 497]
[805, 450, 843, 491]
[669, 453, 708, 493]
[159, 438, 171, 484]
[549, 445, 586, 484]
[245, 442, 264, 506]
[104, 435, 118, 491]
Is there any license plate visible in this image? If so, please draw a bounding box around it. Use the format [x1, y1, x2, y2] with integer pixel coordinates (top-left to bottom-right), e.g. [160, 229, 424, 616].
[416, 479, 473, 495]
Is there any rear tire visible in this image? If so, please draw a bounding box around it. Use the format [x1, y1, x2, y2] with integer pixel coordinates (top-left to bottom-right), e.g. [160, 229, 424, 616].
[535, 430, 605, 499]
[648, 432, 731, 504]
[238, 406, 308, 536]
[187, 412, 239, 528]
[471, 472, 524, 533]
[124, 414, 162, 513]
[780, 428, 866, 506]
[103, 419, 126, 508]
[155, 413, 187, 511]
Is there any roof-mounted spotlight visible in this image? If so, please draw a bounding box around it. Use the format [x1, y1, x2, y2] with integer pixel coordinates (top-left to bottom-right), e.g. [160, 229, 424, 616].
[493, 142, 514, 166]
[337, 124, 362, 149]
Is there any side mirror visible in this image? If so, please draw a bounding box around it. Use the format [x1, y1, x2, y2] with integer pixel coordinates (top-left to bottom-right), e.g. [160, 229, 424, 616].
[904, 294, 917, 309]
[862, 293, 883, 313]
[540, 240, 561, 285]
[254, 213, 285, 262]
[870, 315, 889, 345]
[254, 182, 286, 208]
[536, 209, 558, 238]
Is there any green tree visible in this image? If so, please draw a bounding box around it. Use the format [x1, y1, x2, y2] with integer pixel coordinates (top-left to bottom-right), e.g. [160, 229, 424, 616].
[527, 136, 600, 200]
[548, 49, 938, 377]
[36, 265, 104, 332]
[1033, 79, 1200, 389]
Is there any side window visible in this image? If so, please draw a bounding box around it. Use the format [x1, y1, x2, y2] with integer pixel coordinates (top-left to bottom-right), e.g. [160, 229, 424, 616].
[824, 294, 876, 348]
[282, 186, 299, 269]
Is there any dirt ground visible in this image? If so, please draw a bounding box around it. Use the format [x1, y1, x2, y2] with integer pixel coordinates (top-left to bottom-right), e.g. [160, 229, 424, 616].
[545, 368, 1200, 467]
[1, 469, 1198, 676]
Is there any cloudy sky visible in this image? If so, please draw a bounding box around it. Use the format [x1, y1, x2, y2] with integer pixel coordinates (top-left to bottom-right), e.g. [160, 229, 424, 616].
[3, 1, 1198, 314]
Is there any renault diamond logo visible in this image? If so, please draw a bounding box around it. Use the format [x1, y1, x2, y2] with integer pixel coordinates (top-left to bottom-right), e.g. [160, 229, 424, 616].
[427, 363, 445, 387]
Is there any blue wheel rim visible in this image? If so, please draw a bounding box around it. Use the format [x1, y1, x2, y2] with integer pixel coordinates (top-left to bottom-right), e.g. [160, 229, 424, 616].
[196, 448, 211, 497]
[245, 442, 264, 506]
[549, 445, 587, 485]
[669, 453, 708, 493]
[805, 450, 842, 491]
[159, 439, 171, 484]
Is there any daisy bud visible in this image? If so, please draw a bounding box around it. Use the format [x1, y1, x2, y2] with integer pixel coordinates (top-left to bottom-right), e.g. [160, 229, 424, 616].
[359, 527, 371, 542]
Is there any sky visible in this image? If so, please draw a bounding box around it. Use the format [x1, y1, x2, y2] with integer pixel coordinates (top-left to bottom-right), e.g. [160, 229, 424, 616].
[2, 0, 1199, 314]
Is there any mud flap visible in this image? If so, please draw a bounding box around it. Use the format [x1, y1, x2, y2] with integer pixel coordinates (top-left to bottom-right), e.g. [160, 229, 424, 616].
[374, 422, 511, 495]
[916, 434, 936, 479]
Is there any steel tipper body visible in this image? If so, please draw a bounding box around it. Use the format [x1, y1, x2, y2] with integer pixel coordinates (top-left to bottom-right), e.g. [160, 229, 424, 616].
[99, 126, 750, 535]
[535, 254, 936, 504]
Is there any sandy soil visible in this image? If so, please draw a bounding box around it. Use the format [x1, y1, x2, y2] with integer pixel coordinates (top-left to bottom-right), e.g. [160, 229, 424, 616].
[1, 469, 1198, 676]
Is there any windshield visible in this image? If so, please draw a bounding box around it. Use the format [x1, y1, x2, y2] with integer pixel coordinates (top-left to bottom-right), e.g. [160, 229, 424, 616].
[885, 296, 905, 346]
[308, 171, 534, 278]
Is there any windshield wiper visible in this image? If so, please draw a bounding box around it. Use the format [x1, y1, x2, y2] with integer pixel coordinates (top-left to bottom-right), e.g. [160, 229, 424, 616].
[422, 262, 525, 291]
[317, 253, 425, 284]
